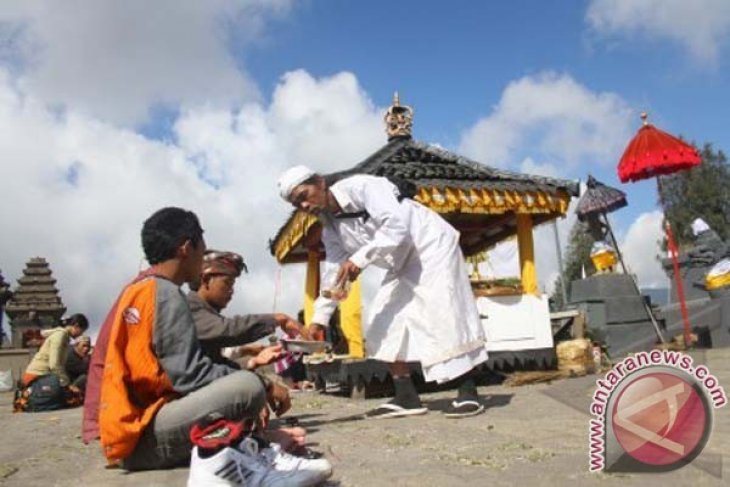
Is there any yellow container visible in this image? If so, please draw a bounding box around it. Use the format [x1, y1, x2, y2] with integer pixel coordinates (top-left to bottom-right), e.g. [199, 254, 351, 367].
[591, 250, 617, 272]
[706, 272, 730, 291]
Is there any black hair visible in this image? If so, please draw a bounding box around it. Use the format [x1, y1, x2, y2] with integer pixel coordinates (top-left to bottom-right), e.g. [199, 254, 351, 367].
[141, 207, 204, 265]
[63, 313, 89, 331]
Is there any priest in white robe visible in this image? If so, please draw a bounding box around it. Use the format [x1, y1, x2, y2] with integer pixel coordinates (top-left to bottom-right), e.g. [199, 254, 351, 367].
[278, 165, 488, 418]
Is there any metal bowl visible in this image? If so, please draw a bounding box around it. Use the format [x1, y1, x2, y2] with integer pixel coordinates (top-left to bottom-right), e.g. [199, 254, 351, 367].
[281, 339, 331, 354]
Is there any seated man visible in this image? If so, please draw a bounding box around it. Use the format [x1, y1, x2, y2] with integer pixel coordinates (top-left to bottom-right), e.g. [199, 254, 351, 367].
[187, 249, 300, 368]
[188, 250, 308, 451]
[82, 207, 331, 484]
[65, 335, 91, 392]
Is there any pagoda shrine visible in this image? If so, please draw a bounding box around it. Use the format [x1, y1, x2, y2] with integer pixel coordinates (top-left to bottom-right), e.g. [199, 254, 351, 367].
[270, 94, 579, 393]
[4, 257, 66, 348]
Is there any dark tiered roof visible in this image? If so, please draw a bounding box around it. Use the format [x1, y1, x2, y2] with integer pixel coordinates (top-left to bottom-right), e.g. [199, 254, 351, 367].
[330, 137, 578, 195]
[270, 137, 579, 263]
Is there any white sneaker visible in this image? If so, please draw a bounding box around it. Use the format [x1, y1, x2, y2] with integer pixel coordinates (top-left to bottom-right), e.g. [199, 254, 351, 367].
[187, 437, 328, 487]
[261, 442, 332, 483]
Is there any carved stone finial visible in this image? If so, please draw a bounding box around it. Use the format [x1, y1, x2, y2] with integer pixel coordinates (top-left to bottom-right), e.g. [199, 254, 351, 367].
[385, 92, 413, 140]
[640, 112, 649, 126]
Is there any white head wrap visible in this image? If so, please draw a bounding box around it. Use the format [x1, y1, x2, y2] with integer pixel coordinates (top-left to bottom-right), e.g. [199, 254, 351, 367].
[277, 165, 316, 201]
[691, 218, 710, 236]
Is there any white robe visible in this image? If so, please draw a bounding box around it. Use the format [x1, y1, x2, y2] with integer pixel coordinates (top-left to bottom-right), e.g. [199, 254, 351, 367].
[312, 175, 488, 383]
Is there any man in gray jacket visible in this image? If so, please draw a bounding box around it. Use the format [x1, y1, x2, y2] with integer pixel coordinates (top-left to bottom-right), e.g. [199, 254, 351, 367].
[187, 250, 302, 369]
[187, 250, 309, 451]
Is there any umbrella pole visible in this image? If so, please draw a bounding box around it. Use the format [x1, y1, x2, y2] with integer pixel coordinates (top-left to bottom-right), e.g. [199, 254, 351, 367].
[657, 178, 693, 347]
[665, 220, 693, 347]
[601, 211, 629, 275]
[602, 211, 666, 344]
[551, 220, 569, 306]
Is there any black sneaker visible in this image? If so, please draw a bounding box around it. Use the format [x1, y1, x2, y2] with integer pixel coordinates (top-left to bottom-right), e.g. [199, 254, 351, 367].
[443, 400, 485, 418]
[365, 401, 428, 419]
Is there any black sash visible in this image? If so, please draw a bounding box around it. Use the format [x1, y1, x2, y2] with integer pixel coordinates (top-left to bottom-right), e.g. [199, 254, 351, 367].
[334, 210, 370, 223]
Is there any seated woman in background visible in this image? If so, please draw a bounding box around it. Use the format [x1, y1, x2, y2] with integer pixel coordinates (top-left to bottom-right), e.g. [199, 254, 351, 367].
[14, 314, 89, 412]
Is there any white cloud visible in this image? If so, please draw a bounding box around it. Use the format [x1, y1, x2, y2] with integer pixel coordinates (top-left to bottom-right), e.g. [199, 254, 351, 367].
[519, 157, 560, 179]
[459, 72, 633, 172]
[621, 210, 669, 288]
[458, 72, 632, 298]
[586, 0, 730, 64]
[0, 68, 386, 336]
[0, 0, 292, 126]
[174, 70, 384, 189]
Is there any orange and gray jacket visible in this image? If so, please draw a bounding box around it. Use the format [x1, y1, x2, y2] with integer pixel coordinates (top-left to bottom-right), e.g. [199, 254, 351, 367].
[83, 272, 237, 462]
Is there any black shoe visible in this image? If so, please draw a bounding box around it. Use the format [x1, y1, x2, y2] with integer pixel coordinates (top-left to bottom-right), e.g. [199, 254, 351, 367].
[443, 399, 485, 418]
[365, 401, 428, 419]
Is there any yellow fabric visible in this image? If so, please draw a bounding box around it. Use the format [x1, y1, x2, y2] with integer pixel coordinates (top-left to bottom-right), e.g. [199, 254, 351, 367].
[516, 214, 538, 295]
[706, 272, 730, 291]
[592, 251, 617, 272]
[303, 250, 320, 325]
[339, 277, 364, 358]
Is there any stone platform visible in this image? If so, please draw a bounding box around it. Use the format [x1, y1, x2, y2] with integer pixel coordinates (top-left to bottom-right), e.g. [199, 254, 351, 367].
[0, 349, 728, 486]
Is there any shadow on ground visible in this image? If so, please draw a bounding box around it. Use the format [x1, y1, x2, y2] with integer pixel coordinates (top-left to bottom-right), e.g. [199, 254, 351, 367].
[425, 393, 514, 413]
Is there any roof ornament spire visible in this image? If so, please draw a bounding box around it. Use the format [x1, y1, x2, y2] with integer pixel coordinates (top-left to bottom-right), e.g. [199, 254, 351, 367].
[640, 111, 649, 126]
[384, 91, 414, 140]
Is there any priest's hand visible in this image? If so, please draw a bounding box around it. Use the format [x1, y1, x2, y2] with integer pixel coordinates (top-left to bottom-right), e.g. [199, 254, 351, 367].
[336, 260, 361, 285]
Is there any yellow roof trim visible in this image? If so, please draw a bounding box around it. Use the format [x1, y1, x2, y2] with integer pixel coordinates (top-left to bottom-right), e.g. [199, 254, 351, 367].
[274, 186, 571, 262]
[274, 211, 319, 263]
[414, 186, 571, 215]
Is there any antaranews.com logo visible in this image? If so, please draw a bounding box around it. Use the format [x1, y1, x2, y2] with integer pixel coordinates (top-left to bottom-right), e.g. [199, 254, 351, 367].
[589, 350, 727, 473]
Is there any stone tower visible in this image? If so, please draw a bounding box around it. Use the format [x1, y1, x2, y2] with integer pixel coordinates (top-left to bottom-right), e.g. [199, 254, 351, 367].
[4, 257, 66, 348]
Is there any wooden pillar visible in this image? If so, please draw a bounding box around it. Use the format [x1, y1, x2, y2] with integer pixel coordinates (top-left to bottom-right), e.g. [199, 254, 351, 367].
[516, 213, 538, 295]
[339, 278, 364, 358]
[303, 250, 320, 325]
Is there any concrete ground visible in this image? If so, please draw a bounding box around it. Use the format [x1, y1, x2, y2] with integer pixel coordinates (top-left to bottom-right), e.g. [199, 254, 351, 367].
[0, 348, 728, 487]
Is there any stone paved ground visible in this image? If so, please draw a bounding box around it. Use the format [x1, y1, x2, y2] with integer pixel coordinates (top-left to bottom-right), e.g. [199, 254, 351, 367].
[0, 348, 728, 486]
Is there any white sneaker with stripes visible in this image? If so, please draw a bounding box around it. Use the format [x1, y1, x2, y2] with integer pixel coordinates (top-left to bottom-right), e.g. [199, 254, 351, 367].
[187, 437, 328, 486]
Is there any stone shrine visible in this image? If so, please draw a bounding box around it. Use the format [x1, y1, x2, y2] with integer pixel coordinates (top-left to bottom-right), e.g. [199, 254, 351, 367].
[4, 257, 66, 348]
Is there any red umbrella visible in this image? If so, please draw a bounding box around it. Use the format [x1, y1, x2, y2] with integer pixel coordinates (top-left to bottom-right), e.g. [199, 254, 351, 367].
[618, 114, 701, 182]
[617, 113, 702, 346]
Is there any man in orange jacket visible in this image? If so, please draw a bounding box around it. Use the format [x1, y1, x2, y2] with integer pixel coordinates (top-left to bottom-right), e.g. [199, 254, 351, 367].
[83, 207, 292, 470]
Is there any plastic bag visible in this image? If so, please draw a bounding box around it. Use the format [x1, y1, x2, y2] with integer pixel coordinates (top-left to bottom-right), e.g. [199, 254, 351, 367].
[0, 370, 13, 392]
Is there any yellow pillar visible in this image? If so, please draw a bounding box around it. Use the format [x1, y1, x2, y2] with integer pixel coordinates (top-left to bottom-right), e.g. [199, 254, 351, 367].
[339, 277, 364, 358]
[516, 213, 539, 295]
[303, 250, 320, 325]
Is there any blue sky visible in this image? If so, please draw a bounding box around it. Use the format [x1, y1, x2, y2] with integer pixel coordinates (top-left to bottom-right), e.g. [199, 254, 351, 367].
[1, 0, 729, 329]
[241, 0, 729, 230]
